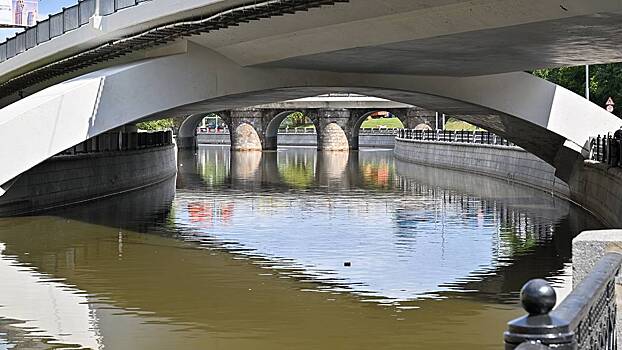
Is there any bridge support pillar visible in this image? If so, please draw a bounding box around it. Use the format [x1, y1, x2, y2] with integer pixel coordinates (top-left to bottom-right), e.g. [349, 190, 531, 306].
[315, 109, 352, 151]
[228, 109, 266, 151]
[404, 107, 438, 130]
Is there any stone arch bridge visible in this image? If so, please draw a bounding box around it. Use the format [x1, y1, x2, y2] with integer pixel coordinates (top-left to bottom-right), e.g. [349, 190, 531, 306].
[177, 96, 438, 151]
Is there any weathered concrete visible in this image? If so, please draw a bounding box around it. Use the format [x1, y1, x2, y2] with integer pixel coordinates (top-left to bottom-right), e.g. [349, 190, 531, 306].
[0, 145, 177, 216]
[394, 138, 570, 197]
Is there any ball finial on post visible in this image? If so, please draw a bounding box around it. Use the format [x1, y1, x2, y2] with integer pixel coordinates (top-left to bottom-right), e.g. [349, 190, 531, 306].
[520, 279, 557, 316]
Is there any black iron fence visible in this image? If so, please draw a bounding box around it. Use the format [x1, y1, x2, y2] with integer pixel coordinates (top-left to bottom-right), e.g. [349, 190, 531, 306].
[590, 134, 622, 167]
[397, 129, 514, 146]
[505, 252, 622, 349]
[59, 130, 173, 156]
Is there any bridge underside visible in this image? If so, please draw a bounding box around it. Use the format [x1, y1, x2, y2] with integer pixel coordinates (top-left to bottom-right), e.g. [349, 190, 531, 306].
[0, 42, 620, 194]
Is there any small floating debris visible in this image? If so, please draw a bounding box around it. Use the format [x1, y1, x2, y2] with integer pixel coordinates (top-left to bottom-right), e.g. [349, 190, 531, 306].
[343, 262, 351, 267]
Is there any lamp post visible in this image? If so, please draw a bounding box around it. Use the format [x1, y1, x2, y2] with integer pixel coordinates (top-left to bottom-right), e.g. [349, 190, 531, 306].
[585, 64, 590, 100]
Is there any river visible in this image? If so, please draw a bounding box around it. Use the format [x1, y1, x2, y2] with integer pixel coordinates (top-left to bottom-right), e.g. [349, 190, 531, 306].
[0, 146, 602, 349]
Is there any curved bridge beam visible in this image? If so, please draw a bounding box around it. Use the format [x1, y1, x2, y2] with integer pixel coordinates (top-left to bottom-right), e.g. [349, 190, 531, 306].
[0, 43, 618, 188]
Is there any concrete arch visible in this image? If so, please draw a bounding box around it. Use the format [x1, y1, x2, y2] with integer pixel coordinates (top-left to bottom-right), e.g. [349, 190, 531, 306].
[1, 43, 620, 191]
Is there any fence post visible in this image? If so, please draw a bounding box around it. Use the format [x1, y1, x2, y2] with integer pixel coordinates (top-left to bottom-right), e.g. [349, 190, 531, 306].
[505, 280, 574, 349]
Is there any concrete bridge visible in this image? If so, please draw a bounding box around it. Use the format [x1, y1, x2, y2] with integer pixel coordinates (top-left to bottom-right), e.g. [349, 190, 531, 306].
[177, 95, 437, 150]
[1, 0, 622, 203]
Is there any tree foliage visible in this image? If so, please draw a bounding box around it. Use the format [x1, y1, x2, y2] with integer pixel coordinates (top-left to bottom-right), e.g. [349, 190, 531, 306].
[280, 112, 309, 127]
[532, 63, 622, 117]
[136, 118, 175, 131]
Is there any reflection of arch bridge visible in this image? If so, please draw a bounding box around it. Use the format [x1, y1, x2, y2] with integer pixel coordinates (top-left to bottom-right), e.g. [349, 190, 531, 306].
[1, 0, 622, 200]
[177, 95, 437, 151]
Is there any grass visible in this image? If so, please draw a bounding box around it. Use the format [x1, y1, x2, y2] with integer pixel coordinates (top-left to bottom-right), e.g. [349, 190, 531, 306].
[444, 118, 482, 131]
[360, 117, 404, 129]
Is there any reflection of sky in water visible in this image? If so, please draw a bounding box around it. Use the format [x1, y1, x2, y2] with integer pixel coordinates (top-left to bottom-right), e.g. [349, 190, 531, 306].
[174, 194, 504, 300]
[172, 147, 568, 302]
[0, 243, 101, 349]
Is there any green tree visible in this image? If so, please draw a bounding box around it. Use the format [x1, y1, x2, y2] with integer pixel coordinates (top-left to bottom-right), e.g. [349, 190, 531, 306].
[532, 63, 622, 117]
[136, 118, 175, 131]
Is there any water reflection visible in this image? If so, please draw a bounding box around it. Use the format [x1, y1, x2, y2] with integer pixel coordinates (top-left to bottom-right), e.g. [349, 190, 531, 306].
[174, 146, 600, 302]
[0, 146, 603, 350]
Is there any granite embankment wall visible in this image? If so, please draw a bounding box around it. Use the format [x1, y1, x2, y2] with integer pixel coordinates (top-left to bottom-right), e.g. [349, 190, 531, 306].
[568, 162, 622, 228]
[0, 145, 177, 216]
[393, 138, 571, 197]
[197, 133, 396, 148]
[394, 138, 622, 228]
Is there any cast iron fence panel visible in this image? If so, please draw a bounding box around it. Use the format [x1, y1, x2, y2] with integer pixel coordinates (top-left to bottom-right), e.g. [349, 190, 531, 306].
[25, 28, 37, 49]
[396, 129, 513, 147]
[504, 252, 622, 349]
[116, 0, 137, 11]
[79, 0, 96, 26]
[64, 5, 80, 32]
[49, 13, 65, 38]
[15, 33, 25, 54]
[37, 20, 50, 43]
[6, 37, 15, 58]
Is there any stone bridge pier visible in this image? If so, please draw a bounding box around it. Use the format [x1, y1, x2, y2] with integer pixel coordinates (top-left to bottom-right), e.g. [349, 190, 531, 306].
[314, 109, 352, 151]
[225, 109, 269, 152]
[402, 107, 438, 130]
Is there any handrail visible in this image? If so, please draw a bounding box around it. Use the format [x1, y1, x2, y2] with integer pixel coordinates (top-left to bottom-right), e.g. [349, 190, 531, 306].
[0, 0, 149, 63]
[0, 0, 349, 100]
[504, 252, 622, 349]
[396, 129, 514, 147]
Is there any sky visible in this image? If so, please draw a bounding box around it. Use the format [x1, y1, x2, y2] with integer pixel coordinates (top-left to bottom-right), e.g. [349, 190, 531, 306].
[0, 0, 76, 41]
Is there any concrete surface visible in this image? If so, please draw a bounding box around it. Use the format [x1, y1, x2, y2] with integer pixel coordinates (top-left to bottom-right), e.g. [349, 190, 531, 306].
[0, 145, 177, 216]
[4, 0, 622, 98]
[1, 43, 620, 191]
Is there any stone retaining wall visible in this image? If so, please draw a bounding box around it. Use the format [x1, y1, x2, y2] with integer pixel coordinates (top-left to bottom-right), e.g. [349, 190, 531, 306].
[0, 145, 177, 216]
[568, 162, 622, 228]
[197, 133, 396, 148]
[393, 138, 570, 197]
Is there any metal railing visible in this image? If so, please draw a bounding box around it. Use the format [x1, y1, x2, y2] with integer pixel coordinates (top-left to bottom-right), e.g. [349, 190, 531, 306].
[278, 127, 316, 134]
[359, 127, 400, 134]
[505, 252, 622, 349]
[58, 130, 173, 155]
[590, 134, 622, 167]
[0, 0, 151, 63]
[397, 129, 514, 146]
[0, 0, 349, 100]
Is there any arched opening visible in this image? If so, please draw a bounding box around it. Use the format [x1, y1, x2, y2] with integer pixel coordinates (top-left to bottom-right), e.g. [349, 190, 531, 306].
[359, 111, 404, 130]
[179, 113, 230, 149]
[265, 110, 316, 150]
[353, 110, 404, 149]
[197, 113, 228, 134]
